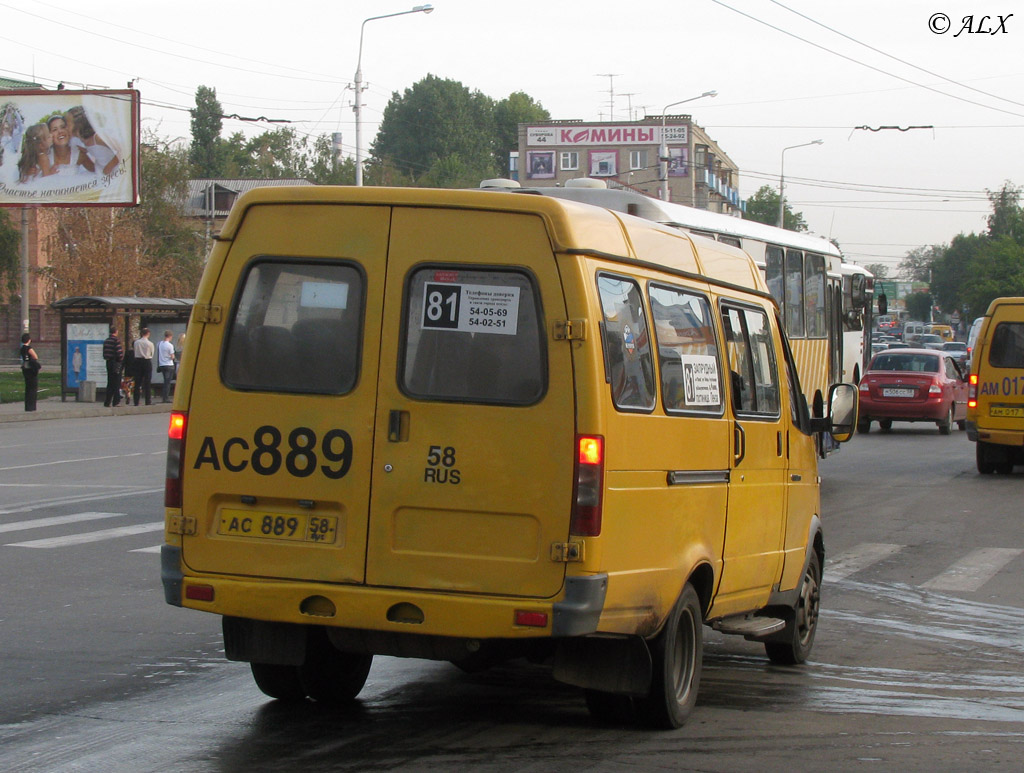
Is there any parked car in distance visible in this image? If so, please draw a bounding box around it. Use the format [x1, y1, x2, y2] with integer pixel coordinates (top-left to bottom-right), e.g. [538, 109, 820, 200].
[917, 333, 946, 350]
[858, 348, 969, 435]
[942, 341, 969, 369]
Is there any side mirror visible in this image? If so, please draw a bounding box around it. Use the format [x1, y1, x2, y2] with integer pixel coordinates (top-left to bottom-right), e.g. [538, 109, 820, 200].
[826, 383, 858, 443]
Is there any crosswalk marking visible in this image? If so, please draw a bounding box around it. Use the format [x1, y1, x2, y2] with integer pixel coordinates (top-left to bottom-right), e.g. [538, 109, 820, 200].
[7, 522, 164, 548]
[0, 511, 124, 534]
[827, 543, 902, 581]
[921, 548, 1024, 592]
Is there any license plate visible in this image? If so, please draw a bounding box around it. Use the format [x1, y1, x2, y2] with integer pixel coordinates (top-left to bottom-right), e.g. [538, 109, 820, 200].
[217, 509, 337, 544]
[882, 388, 915, 398]
[990, 405, 1024, 418]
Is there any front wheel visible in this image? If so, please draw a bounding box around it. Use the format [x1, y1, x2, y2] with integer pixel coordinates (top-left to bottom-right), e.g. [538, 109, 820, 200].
[636, 583, 703, 729]
[879, 419, 893, 432]
[857, 417, 871, 434]
[765, 550, 822, 665]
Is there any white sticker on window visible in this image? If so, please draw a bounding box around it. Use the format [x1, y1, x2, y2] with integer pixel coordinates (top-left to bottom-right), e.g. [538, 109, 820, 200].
[421, 283, 520, 335]
[679, 354, 720, 406]
[301, 281, 349, 309]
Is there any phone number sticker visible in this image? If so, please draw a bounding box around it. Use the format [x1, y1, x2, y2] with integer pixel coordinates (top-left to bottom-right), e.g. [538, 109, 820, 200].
[422, 282, 519, 335]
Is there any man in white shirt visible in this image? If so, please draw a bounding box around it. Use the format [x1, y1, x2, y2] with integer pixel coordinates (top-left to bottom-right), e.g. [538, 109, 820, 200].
[132, 327, 155, 406]
[157, 330, 176, 403]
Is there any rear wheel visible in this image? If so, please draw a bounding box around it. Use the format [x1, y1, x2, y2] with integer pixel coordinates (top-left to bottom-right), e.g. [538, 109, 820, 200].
[636, 583, 703, 729]
[250, 663, 306, 702]
[938, 405, 953, 435]
[299, 628, 373, 705]
[765, 551, 821, 665]
[585, 689, 636, 725]
[977, 442, 995, 474]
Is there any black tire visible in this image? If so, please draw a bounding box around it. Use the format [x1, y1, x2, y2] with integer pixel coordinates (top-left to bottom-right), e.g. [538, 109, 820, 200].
[977, 442, 996, 474]
[765, 550, 821, 666]
[957, 420, 967, 431]
[636, 583, 703, 729]
[585, 689, 636, 725]
[857, 418, 871, 434]
[250, 662, 307, 702]
[938, 405, 953, 435]
[299, 628, 373, 705]
[879, 419, 893, 432]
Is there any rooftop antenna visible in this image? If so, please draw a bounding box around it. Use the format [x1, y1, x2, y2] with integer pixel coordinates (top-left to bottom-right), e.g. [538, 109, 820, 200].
[620, 92, 638, 121]
[595, 73, 622, 121]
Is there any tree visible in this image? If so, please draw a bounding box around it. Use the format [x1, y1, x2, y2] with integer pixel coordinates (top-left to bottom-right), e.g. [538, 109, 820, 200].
[369, 75, 500, 184]
[189, 86, 226, 177]
[493, 91, 550, 177]
[904, 292, 932, 321]
[986, 181, 1024, 242]
[742, 185, 808, 232]
[0, 211, 19, 302]
[864, 263, 890, 280]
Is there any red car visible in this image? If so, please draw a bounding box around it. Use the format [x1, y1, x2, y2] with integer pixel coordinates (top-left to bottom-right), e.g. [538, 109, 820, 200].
[857, 348, 968, 435]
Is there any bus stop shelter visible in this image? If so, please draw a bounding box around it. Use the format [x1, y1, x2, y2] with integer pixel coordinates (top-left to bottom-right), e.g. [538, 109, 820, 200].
[50, 296, 194, 402]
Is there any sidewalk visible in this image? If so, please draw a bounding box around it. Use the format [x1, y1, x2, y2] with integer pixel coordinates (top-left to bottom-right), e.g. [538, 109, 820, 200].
[0, 395, 174, 423]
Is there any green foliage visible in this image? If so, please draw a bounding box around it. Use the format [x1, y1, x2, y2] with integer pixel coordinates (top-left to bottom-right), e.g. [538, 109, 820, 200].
[189, 86, 226, 177]
[986, 181, 1024, 241]
[904, 292, 932, 321]
[370, 75, 504, 184]
[742, 185, 808, 232]
[493, 92, 550, 177]
[0, 370, 59, 403]
[0, 210, 19, 301]
[864, 263, 890, 280]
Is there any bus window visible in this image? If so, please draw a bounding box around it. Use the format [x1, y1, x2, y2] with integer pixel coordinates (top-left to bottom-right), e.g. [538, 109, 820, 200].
[785, 250, 805, 338]
[598, 274, 657, 411]
[718, 235, 741, 248]
[805, 253, 826, 338]
[765, 246, 784, 310]
[649, 284, 723, 414]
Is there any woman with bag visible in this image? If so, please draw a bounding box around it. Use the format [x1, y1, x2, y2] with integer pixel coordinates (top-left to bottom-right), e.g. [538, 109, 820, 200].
[20, 332, 41, 412]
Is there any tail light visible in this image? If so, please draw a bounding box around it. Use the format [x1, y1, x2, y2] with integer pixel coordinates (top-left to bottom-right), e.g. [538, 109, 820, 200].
[968, 373, 978, 408]
[571, 435, 604, 537]
[165, 411, 188, 508]
[928, 381, 942, 395]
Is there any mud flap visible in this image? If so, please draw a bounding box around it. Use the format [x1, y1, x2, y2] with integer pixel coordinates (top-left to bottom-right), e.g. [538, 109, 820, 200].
[223, 616, 307, 665]
[552, 636, 652, 696]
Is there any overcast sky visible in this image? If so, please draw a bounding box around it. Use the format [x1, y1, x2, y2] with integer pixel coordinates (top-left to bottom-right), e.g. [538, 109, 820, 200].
[3, 0, 1020, 270]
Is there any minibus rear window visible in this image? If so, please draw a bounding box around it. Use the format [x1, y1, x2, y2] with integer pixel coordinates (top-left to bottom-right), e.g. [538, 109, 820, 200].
[990, 322, 1024, 368]
[401, 267, 545, 404]
[222, 260, 364, 394]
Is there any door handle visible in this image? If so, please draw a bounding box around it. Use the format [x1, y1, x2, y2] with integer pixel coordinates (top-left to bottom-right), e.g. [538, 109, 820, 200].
[388, 410, 409, 442]
[733, 424, 746, 466]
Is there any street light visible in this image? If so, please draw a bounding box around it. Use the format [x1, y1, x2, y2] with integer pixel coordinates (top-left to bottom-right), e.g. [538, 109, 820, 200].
[778, 139, 822, 228]
[659, 90, 717, 202]
[353, 4, 434, 186]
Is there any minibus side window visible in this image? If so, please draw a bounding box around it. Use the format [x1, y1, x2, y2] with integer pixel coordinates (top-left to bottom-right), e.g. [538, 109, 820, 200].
[722, 305, 781, 417]
[649, 284, 723, 414]
[401, 267, 545, 405]
[222, 260, 363, 394]
[597, 274, 656, 412]
[990, 322, 1024, 368]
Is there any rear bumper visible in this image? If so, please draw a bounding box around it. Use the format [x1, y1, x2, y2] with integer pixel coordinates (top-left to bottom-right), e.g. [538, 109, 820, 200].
[161, 545, 606, 640]
[859, 397, 949, 421]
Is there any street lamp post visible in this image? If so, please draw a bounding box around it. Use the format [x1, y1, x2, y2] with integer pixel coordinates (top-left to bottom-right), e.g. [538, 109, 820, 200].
[778, 139, 822, 228]
[659, 90, 717, 202]
[354, 4, 434, 186]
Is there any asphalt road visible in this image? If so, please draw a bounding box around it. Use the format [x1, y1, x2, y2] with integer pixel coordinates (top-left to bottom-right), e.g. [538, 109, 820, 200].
[0, 414, 1021, 772]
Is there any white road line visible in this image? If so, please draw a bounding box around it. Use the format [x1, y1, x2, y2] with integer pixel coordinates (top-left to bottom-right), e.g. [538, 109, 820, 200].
[6, 522, 164, 548]
[921, 548, 1024, 592]
[827, 543, 903, 581]
[0, 452, 147, 472]
[0, 486, 163, 515]
[130, 545, 162, 554]
[0, 512, 124, 534]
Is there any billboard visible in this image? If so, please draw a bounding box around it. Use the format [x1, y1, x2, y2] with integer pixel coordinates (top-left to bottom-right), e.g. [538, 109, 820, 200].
[0, 89, 140, 207]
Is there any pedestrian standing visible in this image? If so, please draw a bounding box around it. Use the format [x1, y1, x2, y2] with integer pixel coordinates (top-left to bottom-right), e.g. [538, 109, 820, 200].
[102, 325, 124, 407]
[157, 330, 175, 403]
[20, 332, 41, 412]
[132, 327, 154, 406]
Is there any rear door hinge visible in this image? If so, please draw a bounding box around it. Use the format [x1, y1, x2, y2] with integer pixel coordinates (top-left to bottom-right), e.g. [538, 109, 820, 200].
[550, 541, 585, 562]
[553, 319, 586, 341]
[167, 514, 197, 536]
[192, 303, 222, 324]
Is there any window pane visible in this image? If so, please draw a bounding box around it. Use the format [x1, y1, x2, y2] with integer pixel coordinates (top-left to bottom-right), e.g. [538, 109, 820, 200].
[990, 322, 1024, 368]
[222, 261, 363, 394]
[745, 309, 780, 415]
[723, 306, 779, 416]
[765, 246, 784, 308]
[402, 268, 545, 404]
[598, 274, 656, 411]
[785, 250, 805, 337]
[804, 253, 826, 338]
[650, 285, 722, 413]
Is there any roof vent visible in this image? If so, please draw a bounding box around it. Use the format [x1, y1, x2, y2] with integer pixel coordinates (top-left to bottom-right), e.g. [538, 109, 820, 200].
[565, 178, 608, 189]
